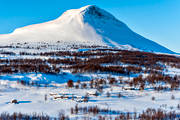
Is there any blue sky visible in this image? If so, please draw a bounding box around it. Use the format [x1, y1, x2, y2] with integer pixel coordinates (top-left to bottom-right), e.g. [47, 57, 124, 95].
[0, 0, 180, 53]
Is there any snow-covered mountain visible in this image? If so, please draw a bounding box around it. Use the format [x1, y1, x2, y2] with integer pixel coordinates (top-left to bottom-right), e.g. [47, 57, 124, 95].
[0, 5, 174, 54]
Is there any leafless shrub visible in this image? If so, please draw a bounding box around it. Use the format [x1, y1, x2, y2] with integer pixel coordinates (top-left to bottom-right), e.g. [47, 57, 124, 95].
[152, 96, 155, 101]
[67, 80, 74, 88]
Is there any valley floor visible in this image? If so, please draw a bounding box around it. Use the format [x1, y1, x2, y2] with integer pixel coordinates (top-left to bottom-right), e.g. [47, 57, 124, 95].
[0, 45, 179, 119]
[0, 77, 180, 118]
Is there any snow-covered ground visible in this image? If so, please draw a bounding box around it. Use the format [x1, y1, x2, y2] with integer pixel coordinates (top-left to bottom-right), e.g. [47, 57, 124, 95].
[0, 44, 179, 119]
[0, 75, 179, 118]
[0, 63, 179, 118]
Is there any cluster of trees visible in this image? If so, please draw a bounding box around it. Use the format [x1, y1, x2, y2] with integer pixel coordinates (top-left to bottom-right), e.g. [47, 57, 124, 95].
[19, 50, 118, 57]
[67, 64, 144, 75]
[0, 49, 179, 89]
[71, 105, 179, 120]
[67, 77, 117, 90]
[0, 107, 178, 120]
[0, 51, 16, 55]
[129, 73, 180, 90]
[67, 72, 179, 91]
[67, 80, 89, 90]
[0, 46, 13, 48]
[0, 112, 69, 120]
[2, 47, 180, 69]
[68, 64, 126, 74]
[0, 64, 60, 75]
[0, 59, 46, 65]
[0, 44, 107, 52]
[16, 80, 49, 87]
[47, 58, 82, 65]
[71, 105, 121, 115]
[0, 58, 82, 66]
[2, 49, 179, 74]
[42, 50, 180, 69]
[139, 108, 177, 120]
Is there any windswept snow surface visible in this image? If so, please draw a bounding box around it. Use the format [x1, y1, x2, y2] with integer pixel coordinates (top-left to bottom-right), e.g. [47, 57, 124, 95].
[0, 5, 174, 54]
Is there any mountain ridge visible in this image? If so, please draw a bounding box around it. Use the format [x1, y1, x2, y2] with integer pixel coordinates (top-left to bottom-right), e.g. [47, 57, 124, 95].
[0, 5, 175, 54]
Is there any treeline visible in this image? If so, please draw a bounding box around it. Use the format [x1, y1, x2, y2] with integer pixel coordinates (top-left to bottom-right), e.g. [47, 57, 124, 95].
[0, 58, 83, 66]
[71, 105, 121, 115]
[16, 80, 49, 87]
[0, 64, 60, 74]
[0, 112, 68, 120]
[129, 73, 180, 90]
[71, 105, 179, 120]
[1, 48, 180, 67]
[0, 107, 179, 120]
[19, 51, 119, 57]
[0, 49, 179, 79]
[0, 57, 178, 90]
[18, 50, 180, 66]
[0, 58, 143, 75]
[0, 44, 107, 52]
[0, 51, 16, 55]
[66, 77, 117, 90]
[1, 49, 180, 70]
[67, 64, 142, 75]
[66, 73, 180, 91]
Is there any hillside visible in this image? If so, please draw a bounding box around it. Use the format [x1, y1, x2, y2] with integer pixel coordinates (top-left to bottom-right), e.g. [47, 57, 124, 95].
[0, 5, 174, 54]
[0, 48, 179, 119]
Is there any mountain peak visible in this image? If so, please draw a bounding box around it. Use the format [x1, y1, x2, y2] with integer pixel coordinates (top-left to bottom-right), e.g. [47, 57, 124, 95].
[79, 5, 95, 10]
[79, 5, 115, 20]
[58, 5, 117, 25]
[0, 5, 174, 54]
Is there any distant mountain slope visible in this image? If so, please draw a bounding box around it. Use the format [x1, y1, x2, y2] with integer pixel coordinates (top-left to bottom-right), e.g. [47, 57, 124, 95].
[0, 5, 174, 54]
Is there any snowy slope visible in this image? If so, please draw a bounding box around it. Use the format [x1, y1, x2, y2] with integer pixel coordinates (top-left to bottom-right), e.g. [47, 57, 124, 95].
[0, 5, 174, 54]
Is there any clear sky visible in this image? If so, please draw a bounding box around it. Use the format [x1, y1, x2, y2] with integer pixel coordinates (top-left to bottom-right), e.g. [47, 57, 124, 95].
[0, 0, 179, 53]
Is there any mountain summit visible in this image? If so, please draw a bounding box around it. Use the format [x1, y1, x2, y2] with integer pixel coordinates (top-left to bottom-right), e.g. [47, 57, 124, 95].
[0, 5, 174, 53]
